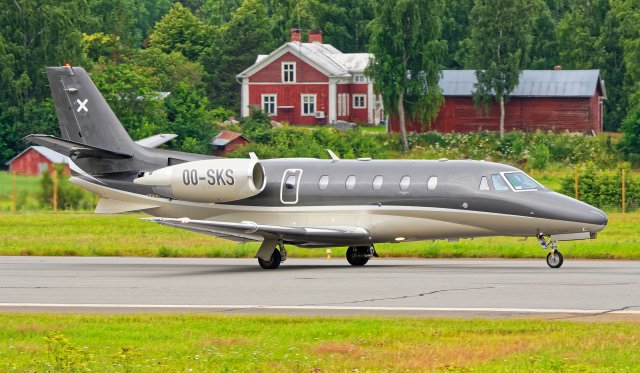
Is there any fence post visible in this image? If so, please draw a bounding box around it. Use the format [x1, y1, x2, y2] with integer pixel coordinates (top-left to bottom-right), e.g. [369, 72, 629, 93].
[574, 168, 579, 200]
[52, 169, 58, 212]
[622, 169, 626, 215]
[11, 171, 17, 214]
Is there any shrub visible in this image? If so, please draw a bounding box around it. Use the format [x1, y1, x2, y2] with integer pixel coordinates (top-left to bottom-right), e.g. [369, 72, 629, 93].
[559, 165, 640, 210]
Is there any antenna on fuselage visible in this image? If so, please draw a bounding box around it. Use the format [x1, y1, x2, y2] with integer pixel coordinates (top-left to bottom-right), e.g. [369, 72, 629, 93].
[325, 149, 339, 161]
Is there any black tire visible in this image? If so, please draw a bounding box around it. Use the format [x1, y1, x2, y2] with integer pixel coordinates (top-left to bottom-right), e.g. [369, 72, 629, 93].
[258, 249, 282, 269]
[346, 246, 369, 266]
[546, 251, 564, 268]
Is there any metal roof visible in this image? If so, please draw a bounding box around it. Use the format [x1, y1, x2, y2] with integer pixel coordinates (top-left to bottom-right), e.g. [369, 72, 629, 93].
[6, 146, 70, 165]
[211, 130, 250, 147]
[239, 42, 371, 78]
[440, 70, 605, 98]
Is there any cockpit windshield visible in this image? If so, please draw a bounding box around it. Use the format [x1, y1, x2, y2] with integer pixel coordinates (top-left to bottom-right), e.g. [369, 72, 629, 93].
[503, 172, 543, 191]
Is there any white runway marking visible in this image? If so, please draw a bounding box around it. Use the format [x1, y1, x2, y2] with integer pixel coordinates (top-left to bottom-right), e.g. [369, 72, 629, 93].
[1, 303, 639, 315]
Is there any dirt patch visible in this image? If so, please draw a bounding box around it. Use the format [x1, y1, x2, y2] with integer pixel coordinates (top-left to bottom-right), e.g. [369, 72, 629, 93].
[313, 342, 362, 356]
[201, 336, 249, 348]
[370, 339, 536, 370]
[11, 324, 62, 334]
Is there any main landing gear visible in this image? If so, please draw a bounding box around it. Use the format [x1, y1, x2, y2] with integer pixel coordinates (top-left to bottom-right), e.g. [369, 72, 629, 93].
[257, 240, 287, 269]
[346, 245, 377, 267]
[537, 233, 563, 268]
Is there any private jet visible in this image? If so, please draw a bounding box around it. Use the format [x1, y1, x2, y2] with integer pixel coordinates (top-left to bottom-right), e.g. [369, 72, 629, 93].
[26, 66, 608, 269]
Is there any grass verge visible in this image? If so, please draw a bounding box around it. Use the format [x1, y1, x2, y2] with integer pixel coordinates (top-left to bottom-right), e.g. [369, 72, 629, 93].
[0, 212, 638, 259]
[1, 314, 639, 371]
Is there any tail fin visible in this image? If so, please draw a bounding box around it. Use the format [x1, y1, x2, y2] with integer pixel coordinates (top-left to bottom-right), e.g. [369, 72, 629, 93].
[46, 66, 137, 155]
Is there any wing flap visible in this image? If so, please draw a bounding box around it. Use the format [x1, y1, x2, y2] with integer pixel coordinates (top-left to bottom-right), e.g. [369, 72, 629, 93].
[141, 217, 370, 244]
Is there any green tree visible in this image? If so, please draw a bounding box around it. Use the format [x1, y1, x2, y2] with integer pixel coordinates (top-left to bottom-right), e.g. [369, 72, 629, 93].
[200, 0, 273, 110]
[556, 0, 627, 131]
[529, 1, 560, 69]
[91, 63, 168, 140]
[619, 109, 640, 165]
[442, 0, 473, 68]
[148, 2, 211, 61]
[366, 0, 447, 152]
[0, 0, 89, 164]
[469, 0, 537, 139]
[612, 0, 640, 112]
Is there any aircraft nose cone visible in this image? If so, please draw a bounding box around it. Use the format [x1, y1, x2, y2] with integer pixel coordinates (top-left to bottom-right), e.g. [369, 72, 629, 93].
[579, 204, 608, 232]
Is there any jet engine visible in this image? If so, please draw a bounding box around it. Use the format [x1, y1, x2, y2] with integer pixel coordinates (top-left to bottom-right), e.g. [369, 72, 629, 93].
[134, 159, 266, 203]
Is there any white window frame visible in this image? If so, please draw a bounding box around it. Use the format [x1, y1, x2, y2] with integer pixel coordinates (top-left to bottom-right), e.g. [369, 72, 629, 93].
[301, 94, 316, 116]
[353, 94, 366, 109]
[282, 62, 296, 83]
[261, 94, 277, 116]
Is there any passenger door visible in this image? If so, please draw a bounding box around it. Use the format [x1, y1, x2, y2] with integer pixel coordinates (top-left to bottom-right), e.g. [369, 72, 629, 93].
[280, 169, 303, 204]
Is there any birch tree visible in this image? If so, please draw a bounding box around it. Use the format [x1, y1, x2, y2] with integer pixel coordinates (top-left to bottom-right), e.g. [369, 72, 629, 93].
[366, 0, 446, 152]
[469, 0, 536, 139]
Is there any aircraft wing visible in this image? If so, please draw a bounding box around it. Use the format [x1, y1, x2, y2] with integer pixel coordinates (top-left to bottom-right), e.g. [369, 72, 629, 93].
[141, 217, 370, 245]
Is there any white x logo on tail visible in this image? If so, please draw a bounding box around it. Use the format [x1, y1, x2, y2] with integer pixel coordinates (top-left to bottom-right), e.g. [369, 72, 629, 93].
[76, 99, 88, 113]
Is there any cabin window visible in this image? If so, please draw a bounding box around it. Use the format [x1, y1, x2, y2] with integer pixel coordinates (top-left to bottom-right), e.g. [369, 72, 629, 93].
[353, 94, 366, 109]
[285, 175, 297, 190]
[345, 175, 356, 190]
[301, 94, 316, 115]
[427, 176, 438, 190]
[504, 172, 540, 190]
[372, 175, 383, 190]
[400, 176, 411, 190]
[491, 174, 509, 191]
[479, 176, 490, 191]
[282, 62, 296, 82]
[318, 175, 329, 190]
[261, 94, 276, 116]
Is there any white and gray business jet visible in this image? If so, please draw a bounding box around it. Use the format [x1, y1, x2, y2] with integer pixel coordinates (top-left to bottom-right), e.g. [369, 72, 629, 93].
[26, 66, 608, 269]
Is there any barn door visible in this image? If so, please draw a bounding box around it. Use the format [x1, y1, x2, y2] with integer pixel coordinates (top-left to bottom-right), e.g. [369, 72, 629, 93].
[280, 169, 303, 204]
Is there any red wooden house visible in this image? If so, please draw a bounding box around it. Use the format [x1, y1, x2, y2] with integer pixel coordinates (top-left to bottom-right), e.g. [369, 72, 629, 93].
[390, 69, 607, 133]
[6, 146, 71, 176]
[211, 130, 252, 156]
[237, 29, 384, 126]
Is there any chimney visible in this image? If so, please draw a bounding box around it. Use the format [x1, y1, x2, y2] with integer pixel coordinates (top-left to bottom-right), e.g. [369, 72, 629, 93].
[308, 29, 323, 44]
[554, 65, 562, 70]
[290, 28, 301, 42]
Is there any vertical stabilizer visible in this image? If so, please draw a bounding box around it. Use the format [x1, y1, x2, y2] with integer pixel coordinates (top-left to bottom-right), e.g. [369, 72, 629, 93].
[46, 66, 137, 155]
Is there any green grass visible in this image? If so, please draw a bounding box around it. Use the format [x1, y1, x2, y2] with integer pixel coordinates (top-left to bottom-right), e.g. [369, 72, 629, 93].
[1, 314, 639, 371]
[0, 212, 638, 259]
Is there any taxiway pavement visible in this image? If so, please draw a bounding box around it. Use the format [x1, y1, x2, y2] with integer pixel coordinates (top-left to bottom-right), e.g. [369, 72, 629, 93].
[1, 257, 639, 321]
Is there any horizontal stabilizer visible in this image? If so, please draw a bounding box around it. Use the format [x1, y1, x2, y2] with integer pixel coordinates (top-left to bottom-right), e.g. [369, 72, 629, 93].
[25, 134, 132, 159]
[95, 198, 159, 214]
[135, 133, 177, 148]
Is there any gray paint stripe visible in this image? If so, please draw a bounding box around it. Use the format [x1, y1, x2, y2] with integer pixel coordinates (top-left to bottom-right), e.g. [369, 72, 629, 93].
[0, 303, 638, 314]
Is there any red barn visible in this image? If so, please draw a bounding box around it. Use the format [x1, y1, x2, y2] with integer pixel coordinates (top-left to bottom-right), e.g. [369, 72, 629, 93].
[211, 130, 252, 156]
[6, 146, 71, 176]
[237, 29, 384, 125]
[390, 69, 607, 133]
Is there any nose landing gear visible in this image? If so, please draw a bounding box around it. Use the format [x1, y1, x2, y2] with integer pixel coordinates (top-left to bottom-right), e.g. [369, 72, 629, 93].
[537, 233, 563, 268]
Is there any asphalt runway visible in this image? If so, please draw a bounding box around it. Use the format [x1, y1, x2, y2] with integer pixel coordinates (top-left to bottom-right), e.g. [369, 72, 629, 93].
[1, 256, 639, 321]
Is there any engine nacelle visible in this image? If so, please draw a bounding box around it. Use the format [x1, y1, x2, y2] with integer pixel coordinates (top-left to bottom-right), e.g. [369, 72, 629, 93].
[134, 159, 266, 203]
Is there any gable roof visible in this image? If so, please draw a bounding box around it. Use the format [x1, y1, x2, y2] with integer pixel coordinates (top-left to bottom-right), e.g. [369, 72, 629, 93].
[6, 146, 70, 166]
[211, 130, 251, 147]
[440, 70, 606, 98]
[237, 42, 372, 79]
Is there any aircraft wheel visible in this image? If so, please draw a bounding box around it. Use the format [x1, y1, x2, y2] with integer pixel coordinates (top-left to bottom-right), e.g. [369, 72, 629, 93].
[346, 246, 369, 266]
[546, 250, 563, 269]
[258, 249, 282, 269]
